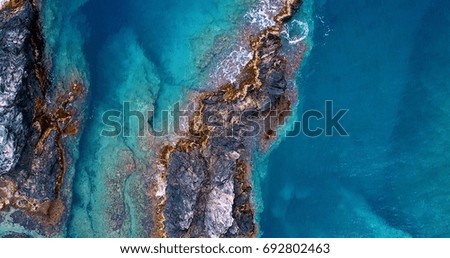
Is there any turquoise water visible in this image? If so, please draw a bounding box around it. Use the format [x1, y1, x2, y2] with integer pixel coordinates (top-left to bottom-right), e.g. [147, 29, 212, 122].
[260, 0, 450, 237]
[38, 0, 450, 237]
[41, 0, 252, 237]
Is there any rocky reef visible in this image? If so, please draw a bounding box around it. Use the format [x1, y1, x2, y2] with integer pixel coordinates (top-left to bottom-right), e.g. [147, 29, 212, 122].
[0, 0, 85, 236]
[0, 0, 305, 238]
[157, 0, 305, 238]
[0, 0, 35, 178]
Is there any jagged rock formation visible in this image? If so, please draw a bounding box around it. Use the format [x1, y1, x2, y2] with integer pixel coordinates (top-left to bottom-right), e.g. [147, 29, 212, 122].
[0, 0, 84, 235]
[159, 0, 305, 238]
[0, 0, 35, 175]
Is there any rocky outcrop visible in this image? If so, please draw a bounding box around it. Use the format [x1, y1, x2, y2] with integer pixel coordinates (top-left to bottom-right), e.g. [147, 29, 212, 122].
[0, 0, 35, 175]
[159, 0, 305, 238]
[0, 0, 85, 236]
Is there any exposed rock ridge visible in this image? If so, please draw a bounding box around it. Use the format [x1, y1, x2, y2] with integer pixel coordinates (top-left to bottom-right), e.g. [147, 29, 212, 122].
[0, 0, 85, 236]
[157, 0, 304, 238]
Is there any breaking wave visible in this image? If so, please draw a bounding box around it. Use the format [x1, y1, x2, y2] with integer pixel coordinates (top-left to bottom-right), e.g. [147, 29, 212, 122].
[282, 19, 309, 44]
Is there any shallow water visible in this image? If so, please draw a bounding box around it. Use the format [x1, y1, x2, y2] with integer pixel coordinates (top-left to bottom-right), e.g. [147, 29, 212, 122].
[41, 0, 253, 237]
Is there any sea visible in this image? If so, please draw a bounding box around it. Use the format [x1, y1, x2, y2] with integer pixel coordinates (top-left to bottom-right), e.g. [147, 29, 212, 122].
[37, 0, 450, 237]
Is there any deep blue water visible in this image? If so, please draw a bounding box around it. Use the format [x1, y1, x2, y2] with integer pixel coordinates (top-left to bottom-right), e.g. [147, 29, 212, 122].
[260, 0, 450, 237]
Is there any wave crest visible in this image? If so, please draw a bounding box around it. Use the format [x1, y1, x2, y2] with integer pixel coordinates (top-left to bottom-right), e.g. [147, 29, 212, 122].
[282, 19, 309, 45]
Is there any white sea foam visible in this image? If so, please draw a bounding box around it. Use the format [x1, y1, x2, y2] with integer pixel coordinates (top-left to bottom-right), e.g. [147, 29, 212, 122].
[316, 14, 332, 37]
[281, 19, 309, 44]
[210, 0, 287, 85]
[213, 46, 253, 84]
[244, 0, 284, 30]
